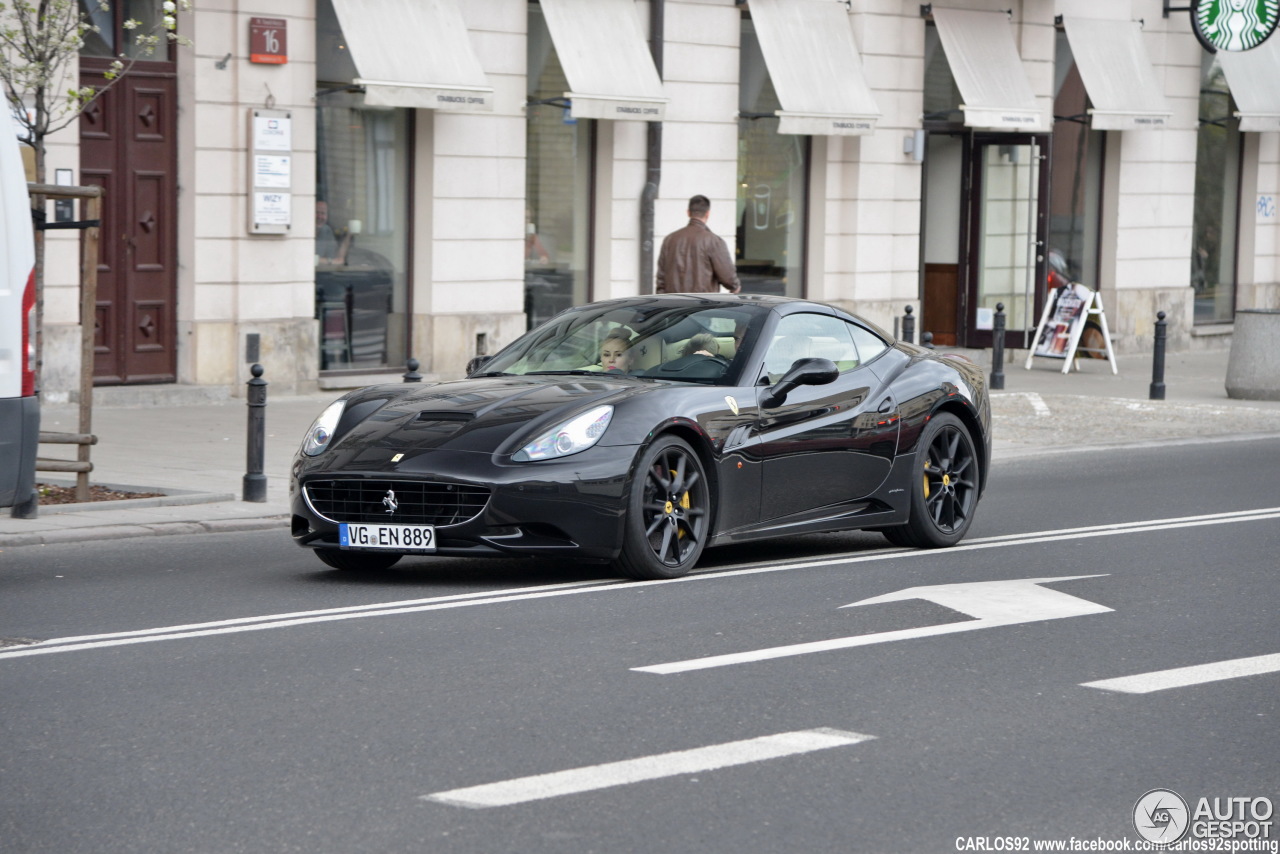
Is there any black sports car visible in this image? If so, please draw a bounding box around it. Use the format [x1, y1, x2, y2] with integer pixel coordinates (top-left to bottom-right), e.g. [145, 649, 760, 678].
[290, 294, 990, 579]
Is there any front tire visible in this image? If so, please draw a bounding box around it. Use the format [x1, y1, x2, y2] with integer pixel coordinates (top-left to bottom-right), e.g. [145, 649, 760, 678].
[314, 548, 402, 572]
[881, 412, 980, 548]
[612, 436, 711, 580]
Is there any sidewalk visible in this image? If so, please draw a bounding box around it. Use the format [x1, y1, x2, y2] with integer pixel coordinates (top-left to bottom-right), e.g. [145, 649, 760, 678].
[2, 347, 1276, 548]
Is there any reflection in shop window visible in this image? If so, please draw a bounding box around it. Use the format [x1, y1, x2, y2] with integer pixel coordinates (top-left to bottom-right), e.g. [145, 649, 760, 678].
[1049, 30, 1103, 289]
[314, 92, 410, 371]
[737, 16, 808, 299]
[526, 3, 593, 331]
[1190, 54, 1240, 325]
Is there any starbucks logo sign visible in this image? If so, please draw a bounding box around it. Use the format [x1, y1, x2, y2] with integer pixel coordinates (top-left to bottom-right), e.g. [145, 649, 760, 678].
[1192, 0, 1280, 52]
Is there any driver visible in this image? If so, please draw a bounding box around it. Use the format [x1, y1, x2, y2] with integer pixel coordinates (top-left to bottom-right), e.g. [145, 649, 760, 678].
[654, 332, 730, 379]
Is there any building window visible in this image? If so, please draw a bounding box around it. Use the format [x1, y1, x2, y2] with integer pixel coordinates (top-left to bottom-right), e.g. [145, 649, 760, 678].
[1190, 54, 1241, 325]
[737, 16, 808, 299]
[80, 0, 172, 60]
[526, 3, 594, 331]
[315, 0, 411, 371]
[1050, 30, 1104, 288]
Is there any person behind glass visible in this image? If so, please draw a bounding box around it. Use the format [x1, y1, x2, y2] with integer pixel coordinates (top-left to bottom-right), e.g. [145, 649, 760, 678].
[655, 194, 741, 294]
[315, 199, 351, 266]
[680, 332, 721, 359]
[525, 207, 550, 265]
[600, 331, 633, 373]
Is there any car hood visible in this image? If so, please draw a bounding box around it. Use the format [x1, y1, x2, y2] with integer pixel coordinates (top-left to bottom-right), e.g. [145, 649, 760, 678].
[318, 375, 640, 467]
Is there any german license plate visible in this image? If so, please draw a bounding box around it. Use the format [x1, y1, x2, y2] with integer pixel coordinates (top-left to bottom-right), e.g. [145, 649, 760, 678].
[340, 523, 436, 552]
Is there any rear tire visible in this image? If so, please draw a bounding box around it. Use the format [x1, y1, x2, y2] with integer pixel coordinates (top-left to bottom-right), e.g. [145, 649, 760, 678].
[314, 548, 402, 572]
[880, 413, 980, 549]
[612, 436, 711, 580]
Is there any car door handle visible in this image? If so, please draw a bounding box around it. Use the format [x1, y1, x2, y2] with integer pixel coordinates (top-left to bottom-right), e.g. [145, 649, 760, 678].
[876, 398, 894, 414]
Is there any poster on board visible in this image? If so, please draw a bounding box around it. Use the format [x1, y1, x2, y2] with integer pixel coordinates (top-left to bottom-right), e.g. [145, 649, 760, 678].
[1031, 283, 1091, 359]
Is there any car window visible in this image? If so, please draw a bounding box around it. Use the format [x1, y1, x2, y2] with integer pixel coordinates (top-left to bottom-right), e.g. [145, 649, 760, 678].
[764, 313, 863, 382]
[481, 301, 766, 386]
[849, 324, 887, 363]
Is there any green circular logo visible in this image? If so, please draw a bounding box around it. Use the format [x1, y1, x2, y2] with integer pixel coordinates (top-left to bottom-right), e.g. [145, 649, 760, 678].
[1192, 0, 1280, 52]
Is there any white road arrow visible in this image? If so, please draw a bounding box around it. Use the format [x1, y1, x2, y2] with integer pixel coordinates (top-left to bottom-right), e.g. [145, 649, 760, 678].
[633, 575, 1111, 675]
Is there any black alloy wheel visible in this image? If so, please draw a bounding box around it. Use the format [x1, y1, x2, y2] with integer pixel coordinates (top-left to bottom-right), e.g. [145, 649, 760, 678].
[314, 548, 402, 572]
[613, 435, 711, 580]
[882, 412, 979, 548]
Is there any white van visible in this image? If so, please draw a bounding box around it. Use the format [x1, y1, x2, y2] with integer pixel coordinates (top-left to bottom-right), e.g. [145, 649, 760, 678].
[0, 112, 39, 511]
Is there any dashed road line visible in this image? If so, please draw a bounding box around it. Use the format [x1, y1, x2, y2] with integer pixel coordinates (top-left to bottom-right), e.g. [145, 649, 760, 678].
[1081, 652, 1280, 694]
[423, 728, 874, 808]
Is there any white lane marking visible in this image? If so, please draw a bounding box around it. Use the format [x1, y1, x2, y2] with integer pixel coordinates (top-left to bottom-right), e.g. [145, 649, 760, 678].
[422, 728, 874, 809]
[635, 576, 1113, 675]
[1023, 392, 1052, 417]
[1081, 653, 1280, 694]
[3, 507, 1278, 662]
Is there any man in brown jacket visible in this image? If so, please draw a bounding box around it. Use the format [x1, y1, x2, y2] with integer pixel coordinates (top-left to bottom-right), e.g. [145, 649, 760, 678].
[655, 195, 742, 294]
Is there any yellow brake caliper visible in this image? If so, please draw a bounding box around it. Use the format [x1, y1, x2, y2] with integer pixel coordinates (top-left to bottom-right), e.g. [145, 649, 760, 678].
[923, 457, 931, 499]
[673, 469, 690, 538]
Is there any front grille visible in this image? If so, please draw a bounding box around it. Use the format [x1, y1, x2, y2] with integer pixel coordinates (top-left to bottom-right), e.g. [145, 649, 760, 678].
[305, 479, 490, 526]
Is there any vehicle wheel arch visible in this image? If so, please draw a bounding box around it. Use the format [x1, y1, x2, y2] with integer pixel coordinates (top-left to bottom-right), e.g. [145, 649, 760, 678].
[929, 400, 988, 496]
[628, 420, 722, 534]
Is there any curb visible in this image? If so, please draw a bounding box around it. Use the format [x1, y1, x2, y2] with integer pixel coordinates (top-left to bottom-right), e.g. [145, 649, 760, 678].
[0, 515, 289, 548]
[32, 492, 237, 515]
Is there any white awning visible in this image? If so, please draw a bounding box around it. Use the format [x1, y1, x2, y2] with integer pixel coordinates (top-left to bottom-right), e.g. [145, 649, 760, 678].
[931, 8, 1042, 131]
[331, 0, 493, 111]
[1217, 37, 1280, 132]
[746, 0, 880, 136]
[1061, 16, 1171, 130]
[537, 0, 667, 121]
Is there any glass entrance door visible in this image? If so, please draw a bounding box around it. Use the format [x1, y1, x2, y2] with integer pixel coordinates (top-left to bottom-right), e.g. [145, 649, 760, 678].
[965, 135, 1050, 349]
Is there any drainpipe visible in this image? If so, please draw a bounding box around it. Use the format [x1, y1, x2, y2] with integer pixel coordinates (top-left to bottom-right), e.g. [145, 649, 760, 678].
[639, 0, 664, 294]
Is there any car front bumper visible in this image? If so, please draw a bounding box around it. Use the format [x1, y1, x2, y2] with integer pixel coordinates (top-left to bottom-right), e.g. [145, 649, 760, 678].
[290, 444, 637, 561]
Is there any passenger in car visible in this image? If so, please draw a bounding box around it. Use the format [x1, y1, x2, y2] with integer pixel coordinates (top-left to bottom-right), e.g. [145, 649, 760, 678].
[600, 331, 635, 373]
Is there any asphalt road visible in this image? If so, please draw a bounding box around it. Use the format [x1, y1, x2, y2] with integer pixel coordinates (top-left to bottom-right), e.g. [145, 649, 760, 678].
[1, 436, 1278, 854]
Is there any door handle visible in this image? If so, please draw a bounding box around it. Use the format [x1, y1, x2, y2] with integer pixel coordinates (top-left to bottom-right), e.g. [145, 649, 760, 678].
[877, 398, 894, 414]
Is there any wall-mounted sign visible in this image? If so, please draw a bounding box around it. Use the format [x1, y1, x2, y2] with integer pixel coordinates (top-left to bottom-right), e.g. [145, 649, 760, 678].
[1190, 0, 1279, 53]
[250, 17, 288, 64]
[248, 109, 291, 234]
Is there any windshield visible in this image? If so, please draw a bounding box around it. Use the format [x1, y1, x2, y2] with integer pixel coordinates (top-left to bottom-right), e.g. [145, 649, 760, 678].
[476, 299, 770, 387]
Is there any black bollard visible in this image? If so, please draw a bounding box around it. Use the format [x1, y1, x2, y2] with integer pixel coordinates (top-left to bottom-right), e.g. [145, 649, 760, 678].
[902, 305, 915, 344]
[242, 364, 267, 503]
[922, 331, 935, 350]
[403, 357, 423, 383]
[990, 303, 1006, 390]
[1149, 311, 1167, 400]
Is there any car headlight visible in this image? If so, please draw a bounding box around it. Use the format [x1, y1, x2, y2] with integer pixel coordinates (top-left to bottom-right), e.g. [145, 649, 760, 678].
[303, 400, 346, 456]
[514, 405, 613, 462]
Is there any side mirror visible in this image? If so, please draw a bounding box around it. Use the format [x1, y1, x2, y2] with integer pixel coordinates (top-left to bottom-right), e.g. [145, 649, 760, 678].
[761, 357, 839, 408]
[466, 354, 493, 376]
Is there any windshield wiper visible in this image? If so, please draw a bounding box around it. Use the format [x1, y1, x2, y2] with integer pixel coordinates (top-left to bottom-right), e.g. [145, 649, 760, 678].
[472, 371, 512, 377]
[524, 370, 612, 377]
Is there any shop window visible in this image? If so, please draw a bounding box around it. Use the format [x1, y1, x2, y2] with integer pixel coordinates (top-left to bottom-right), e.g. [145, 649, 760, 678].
[315, 0, 411, 371]
[526, 3, 593, 331]
[1049, 30, 1104, 289]
[737, 16, 808, 299]
[1190, 55, 1241, 325]
[922, 23, 964, 126]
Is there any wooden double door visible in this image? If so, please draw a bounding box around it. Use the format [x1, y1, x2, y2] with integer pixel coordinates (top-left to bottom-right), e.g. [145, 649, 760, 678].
[79, 60, 178, 384]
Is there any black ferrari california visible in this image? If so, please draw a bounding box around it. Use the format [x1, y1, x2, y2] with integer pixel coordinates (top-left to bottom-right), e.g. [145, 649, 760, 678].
[290, 294, 991, 579]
